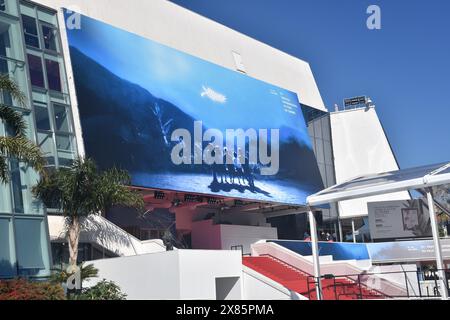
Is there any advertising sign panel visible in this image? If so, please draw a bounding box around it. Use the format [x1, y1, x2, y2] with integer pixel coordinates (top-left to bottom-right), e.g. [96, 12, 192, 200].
[368, 199, 432, 241]
[367, 239, 450, 263]
[64, 11, 324, 205]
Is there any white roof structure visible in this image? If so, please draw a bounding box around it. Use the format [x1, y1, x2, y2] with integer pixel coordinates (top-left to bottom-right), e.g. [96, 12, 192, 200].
[305, 161, 450, 300]
[307, 162, 450, 207]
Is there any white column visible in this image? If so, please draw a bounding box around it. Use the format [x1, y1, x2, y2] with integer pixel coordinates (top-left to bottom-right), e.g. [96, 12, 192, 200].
[308, 209, 322, 300]
[426, 189, 448, 300]
[352, 219, 357, 243]
[338, 218, 343, 242]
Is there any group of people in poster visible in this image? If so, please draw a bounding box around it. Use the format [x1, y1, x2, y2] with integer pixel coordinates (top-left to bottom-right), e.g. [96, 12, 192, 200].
[210, 147, 255, 188]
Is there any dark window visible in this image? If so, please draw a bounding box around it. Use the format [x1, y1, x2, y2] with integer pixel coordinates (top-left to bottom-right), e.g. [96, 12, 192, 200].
[42, 25, 58, 51]
[0, 1, 6, 12]
[35, 104, 51, 131]
[10, 159, 24, 214]
[27, 54, 44, 88]
[22, 15, 40, 49]
[53, 104, 70, 132]
[45, 59, 61, 92]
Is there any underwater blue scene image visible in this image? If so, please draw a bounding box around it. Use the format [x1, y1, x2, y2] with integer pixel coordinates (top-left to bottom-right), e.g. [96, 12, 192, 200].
[65, 10, 324, 205]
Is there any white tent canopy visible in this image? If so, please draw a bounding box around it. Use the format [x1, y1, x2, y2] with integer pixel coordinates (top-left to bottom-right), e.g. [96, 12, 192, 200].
[305, 161, 450, 300]
[307, 162, 450, 207]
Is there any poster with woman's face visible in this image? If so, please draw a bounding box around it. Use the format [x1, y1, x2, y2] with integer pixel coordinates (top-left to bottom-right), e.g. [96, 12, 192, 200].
[368, 199, 432, 240]
[402, 208, 419, 231]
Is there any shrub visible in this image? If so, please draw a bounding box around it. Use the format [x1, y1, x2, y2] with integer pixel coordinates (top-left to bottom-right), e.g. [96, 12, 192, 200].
[70, 279, 126, 300]
[50, 263, 99, 284]
[0, 278, 66, 300]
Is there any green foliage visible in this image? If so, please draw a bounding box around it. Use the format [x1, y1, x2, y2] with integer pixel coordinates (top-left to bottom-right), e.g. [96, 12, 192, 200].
[33, 158, 144, 218]
[0, 104, 26, 136]
[0, 74, 26, 107]
[0, 75, 45, 183]
[50, 263, 99, 284]
[69, 280, 127, 300]
[0, 278, 66, 300]
[33, 157, 144, 266]
[96, 167, 144, 215]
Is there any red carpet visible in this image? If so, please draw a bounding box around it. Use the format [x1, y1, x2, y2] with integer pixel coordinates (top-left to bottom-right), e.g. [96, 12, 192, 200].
[243, 256, 385, 300]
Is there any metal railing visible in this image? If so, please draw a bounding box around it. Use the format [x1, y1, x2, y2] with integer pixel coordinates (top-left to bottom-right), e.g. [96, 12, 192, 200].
[306, 269, 450, 300]
[231, 245, 251, 256]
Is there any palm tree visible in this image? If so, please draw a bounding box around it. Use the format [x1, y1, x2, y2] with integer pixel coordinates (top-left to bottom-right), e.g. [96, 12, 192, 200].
[0, 74, 45, 183]
[33, 158, 144, 268]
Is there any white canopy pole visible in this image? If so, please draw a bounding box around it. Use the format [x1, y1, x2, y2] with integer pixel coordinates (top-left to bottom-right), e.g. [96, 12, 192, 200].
[426, 189, 448, 300]
[308, 208, 322, 300]
[351, 219, 357, 243]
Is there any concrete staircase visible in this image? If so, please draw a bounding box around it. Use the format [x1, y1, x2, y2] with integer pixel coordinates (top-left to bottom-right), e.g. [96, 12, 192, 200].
[243, 256, 385, 300]
[48, 214, 166, 257]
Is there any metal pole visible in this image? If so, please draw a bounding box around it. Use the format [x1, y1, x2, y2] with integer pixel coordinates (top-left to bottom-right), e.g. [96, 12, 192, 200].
[308, 208, 323, 300]
[338, 217, 344, 242]
[352, 219, 357, 243]
[426, 189, 448, 300]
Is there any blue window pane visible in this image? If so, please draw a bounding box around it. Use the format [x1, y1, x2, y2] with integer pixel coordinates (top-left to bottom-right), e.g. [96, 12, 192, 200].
[54, 104, 70, 132]
[14, 219, 47, 275]
[28, 54, 45, 88]
[56, 134, 73, 151]
[10, 159, 24, 214]
[22, 15, 40, 49]
[35, 105, 51, 131]
[45, 59, 62, 92]
[0, 218, 15, 278]
[42, 25, 58, 51]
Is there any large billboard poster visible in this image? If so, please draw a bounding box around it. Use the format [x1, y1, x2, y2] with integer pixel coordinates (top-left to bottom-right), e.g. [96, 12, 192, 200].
[367, 199, 432, 241]
[64, 11, 324, 205]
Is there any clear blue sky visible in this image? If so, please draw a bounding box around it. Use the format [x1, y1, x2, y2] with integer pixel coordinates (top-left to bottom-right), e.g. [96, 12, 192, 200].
[170, 0, 450, 169]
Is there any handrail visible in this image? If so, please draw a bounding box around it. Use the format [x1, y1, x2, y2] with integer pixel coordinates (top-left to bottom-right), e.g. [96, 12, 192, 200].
[252, 242, 422, 297]
[306, 273, 388, 300]
[259, 254, 313, 277]
[305, 269, 450, 299]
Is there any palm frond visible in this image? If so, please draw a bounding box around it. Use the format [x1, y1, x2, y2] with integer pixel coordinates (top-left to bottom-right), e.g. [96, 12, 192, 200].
[33, 169, 64, 210]
[0, 104, 27, 137]
[97, 167, 144, 214]
[0, 136, 46, 177]
[0, 155, 8, 184]
[0, 74, 26, 107]
[33, 157, 145, 217]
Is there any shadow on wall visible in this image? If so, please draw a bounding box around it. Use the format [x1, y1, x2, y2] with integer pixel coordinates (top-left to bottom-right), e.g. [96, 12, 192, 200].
[0, 260, 17, 279]
[0, 260, 45, 279]
[79, 216, 137, 255]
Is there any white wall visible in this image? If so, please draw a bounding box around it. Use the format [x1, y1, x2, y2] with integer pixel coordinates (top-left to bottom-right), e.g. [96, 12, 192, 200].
[330, 107, 410, 218]
[36, 0, 325, 111]
[191, 219, 277, 253]
[88, 250, 243, 300]
[88, 251, 181, 299]
[213, 211, 272, 228]
[220, 224, 278, 254]
[177, 250, 243, 299]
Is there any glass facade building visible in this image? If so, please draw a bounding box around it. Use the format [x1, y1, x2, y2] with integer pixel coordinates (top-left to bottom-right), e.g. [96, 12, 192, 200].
[0, 0, 76, 278]
[302, 104, 341, 235]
